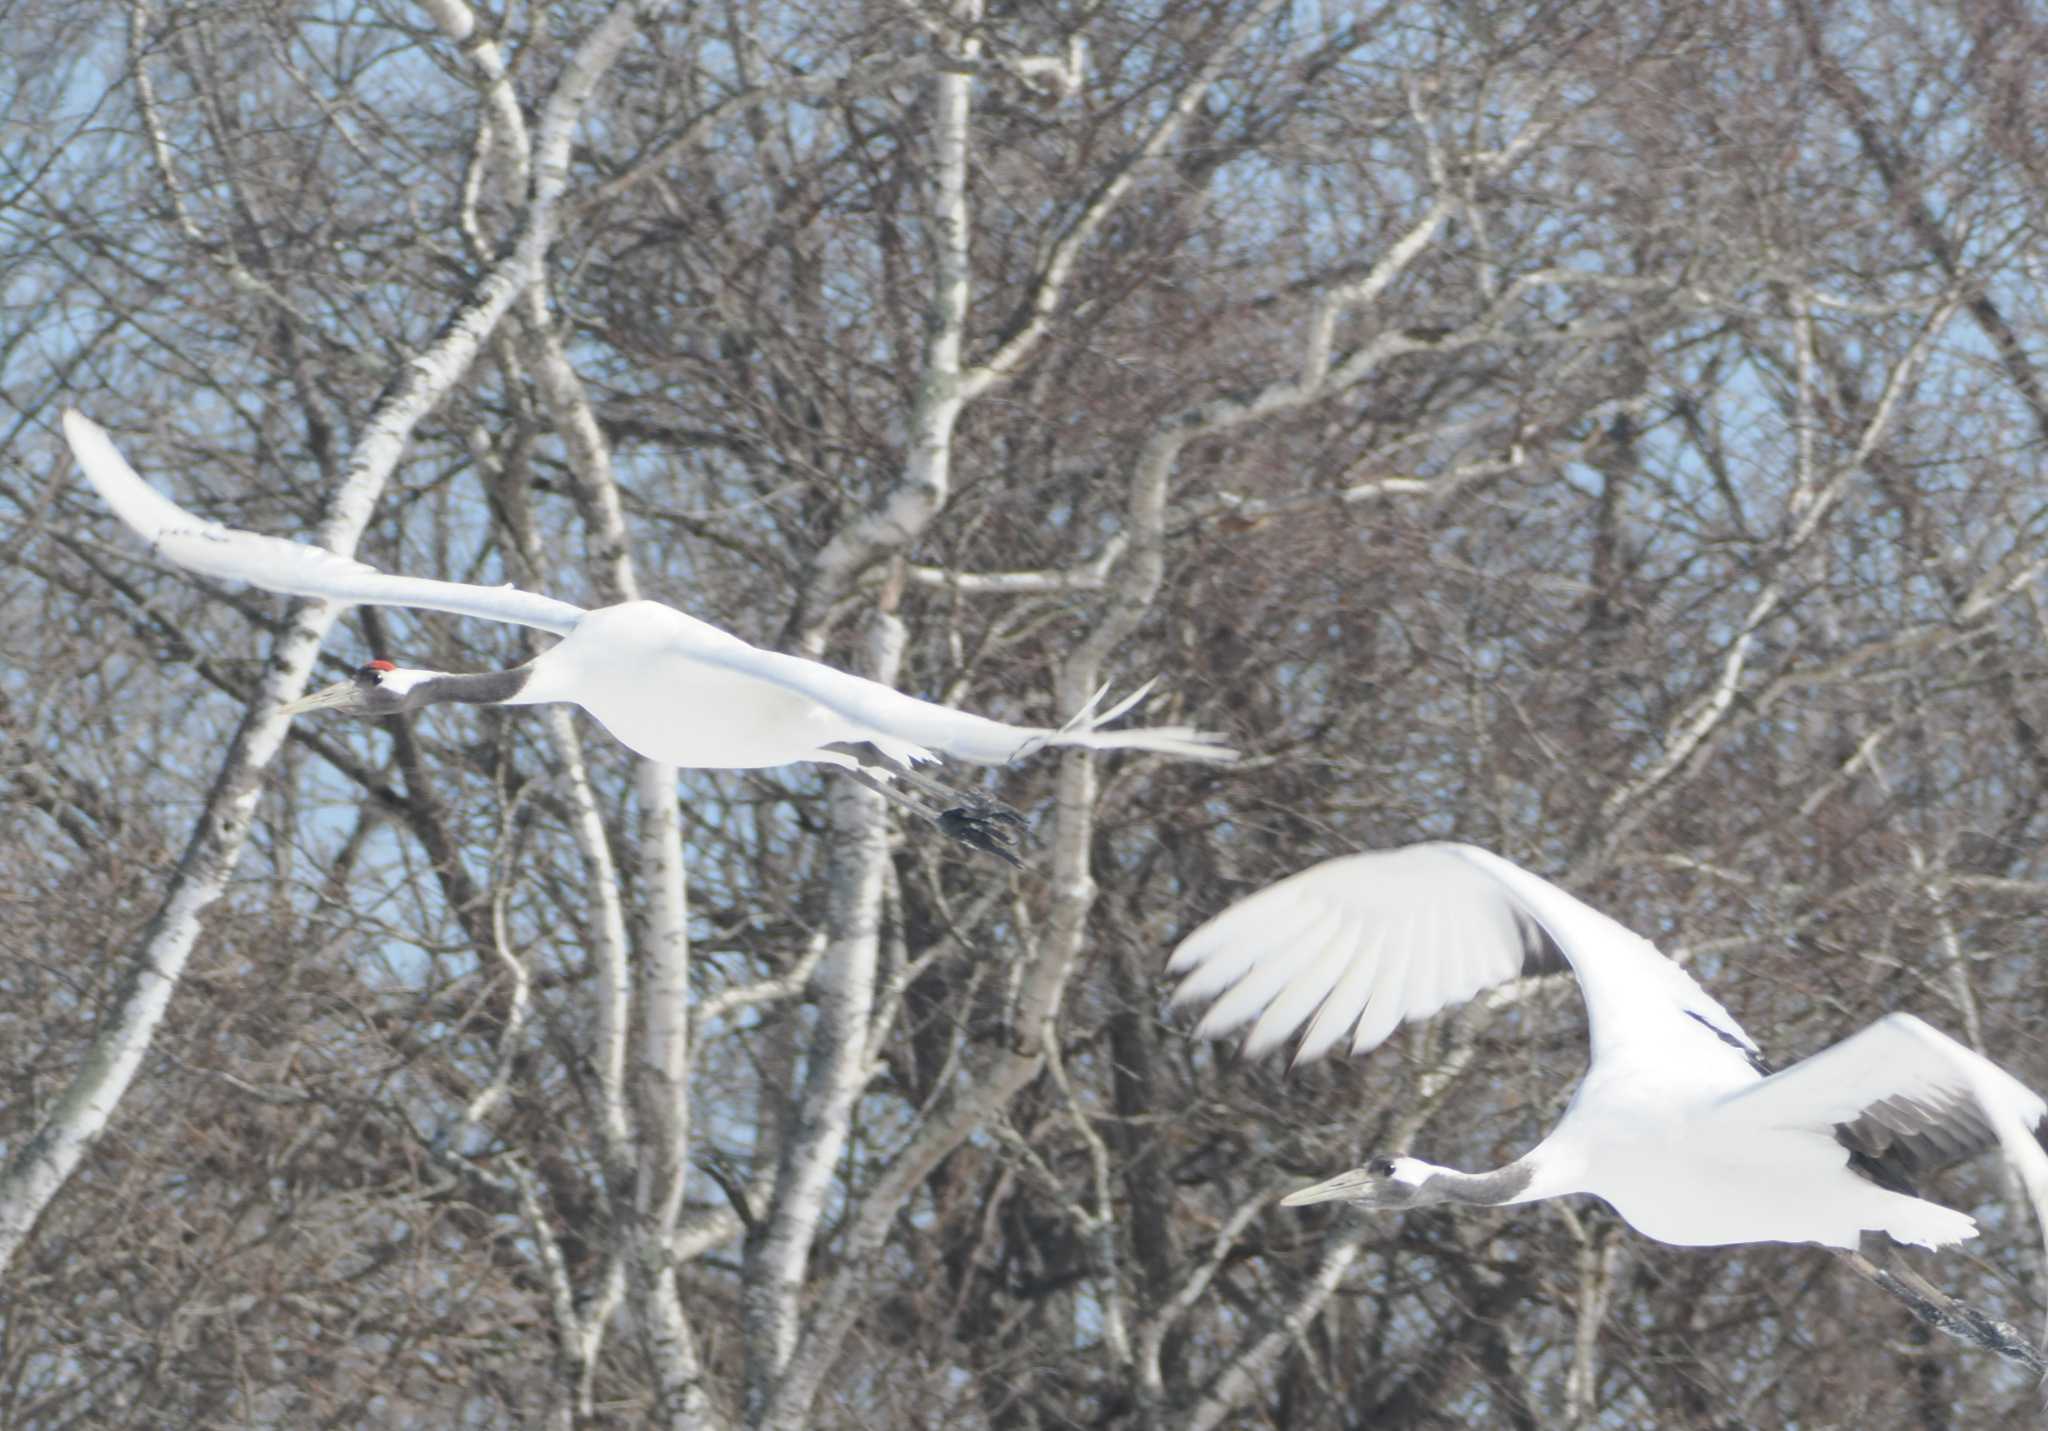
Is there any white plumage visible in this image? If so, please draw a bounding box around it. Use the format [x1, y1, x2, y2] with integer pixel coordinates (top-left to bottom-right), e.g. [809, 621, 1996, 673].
[63, 411, 1233, 857]
[1169, 842, 2048, 1255]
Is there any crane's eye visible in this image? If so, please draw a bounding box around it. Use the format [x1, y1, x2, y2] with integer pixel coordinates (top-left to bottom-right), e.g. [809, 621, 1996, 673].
[360, 659, 397, 683]
[1367, 1157, 1396, 1177]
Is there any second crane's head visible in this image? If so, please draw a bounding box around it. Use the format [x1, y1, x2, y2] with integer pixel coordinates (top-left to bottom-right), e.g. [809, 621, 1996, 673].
[281, 659, 432, 718]
[1279, 1156, 1440, 1211]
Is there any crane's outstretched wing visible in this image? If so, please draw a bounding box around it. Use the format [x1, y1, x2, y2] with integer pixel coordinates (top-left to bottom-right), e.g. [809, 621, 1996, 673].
[1166, 844, 1571, 1062]
[1166, 843, 1758, 1071]
[1711, 1013, 2048, 1205]
[679, 639, 1237, 767]
[63, 410, 586, 636]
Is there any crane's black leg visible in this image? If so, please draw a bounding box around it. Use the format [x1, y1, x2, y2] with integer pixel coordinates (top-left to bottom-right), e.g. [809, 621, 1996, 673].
[933, 803, 1027, 868]
[830, 765, 1026, 868]
[825, 743, 1027, 824]
[822, 744, 1028, 867]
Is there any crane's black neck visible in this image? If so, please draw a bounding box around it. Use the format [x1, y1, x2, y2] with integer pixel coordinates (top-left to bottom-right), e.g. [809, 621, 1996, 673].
[1422, 1159, 1538, 1207]
[400, 665, 534, 712]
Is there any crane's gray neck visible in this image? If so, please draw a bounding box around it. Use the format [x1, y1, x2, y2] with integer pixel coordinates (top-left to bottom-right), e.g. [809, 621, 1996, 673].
[1419, 1158, 1539, 1207]
[402, 665, 534, 712]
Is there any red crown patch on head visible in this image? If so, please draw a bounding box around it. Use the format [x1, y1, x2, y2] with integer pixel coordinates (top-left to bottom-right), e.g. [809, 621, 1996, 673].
[365, 659, 398, 672]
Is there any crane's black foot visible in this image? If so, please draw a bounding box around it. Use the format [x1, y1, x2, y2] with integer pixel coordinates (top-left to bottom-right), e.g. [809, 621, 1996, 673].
[822, 745, 1031, 867]
[937, 799, 1029, 868]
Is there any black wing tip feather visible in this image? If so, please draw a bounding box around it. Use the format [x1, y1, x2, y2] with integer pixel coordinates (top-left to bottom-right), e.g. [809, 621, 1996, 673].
[1684, 1009, 1773, 1078]
[1513, 910, 1571, 978]
[1834, 1100, 2046, 1194]
[1842, 1143, 1921, 1197]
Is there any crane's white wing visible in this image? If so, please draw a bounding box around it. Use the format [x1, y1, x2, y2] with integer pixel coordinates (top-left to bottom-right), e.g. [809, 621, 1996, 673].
[64, 410, 586, 636]
[1167, 844, 1568, 1062]
[679, 640, 1234, 767]
[1711, 1013, 2048, 1202]
[1167, 842, 1761, 1072]
[671, 642, 1042, 765]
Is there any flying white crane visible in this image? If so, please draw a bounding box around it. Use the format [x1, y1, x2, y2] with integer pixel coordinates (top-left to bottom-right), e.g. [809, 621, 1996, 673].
[1168, 842, 2048, 1256]
[63, 411, 1235, 863]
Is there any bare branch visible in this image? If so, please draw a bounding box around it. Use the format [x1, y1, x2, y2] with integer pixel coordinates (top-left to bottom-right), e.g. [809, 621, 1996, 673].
[1589, 291, 1965, 865]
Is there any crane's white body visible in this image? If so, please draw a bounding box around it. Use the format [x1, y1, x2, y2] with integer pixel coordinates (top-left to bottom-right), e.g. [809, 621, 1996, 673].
[1526, 1027, 1975, 1249]
[62, 411, 1233, 774]
[515, 601, 1071, 770]
[1170, 843, 2048, 1252]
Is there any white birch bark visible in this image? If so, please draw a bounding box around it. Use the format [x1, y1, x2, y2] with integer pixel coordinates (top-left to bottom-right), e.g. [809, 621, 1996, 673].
[435, 0, 712, 1408]
[792, 26, 978, 640]
[741, 615, 900, 1421]
[744, 13, 982, 1416]
[795, 0, 1280, 627]
[1561, 1213, 1626, 1428]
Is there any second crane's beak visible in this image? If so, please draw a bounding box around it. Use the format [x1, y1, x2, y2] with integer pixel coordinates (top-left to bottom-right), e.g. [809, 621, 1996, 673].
[279, 680, 360, 717]
[1280, 1169, 1380, 1207]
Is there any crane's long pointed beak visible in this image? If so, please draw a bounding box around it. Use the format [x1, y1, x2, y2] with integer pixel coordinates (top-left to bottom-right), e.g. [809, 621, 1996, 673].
[1280, 1169, 1378, 1206]
[279, 680, 358, 716]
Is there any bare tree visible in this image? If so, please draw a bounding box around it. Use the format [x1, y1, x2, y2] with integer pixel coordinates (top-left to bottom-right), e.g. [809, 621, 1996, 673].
[3, 1, 2046, 1426]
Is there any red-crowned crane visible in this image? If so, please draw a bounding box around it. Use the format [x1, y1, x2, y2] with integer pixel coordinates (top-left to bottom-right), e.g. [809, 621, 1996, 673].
[65, 411, 1234, 863]
[1168, 843, 2048, 1255]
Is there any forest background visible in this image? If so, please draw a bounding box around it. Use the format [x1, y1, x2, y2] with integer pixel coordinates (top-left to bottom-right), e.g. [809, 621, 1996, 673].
[3, 1, 2047, 1426]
